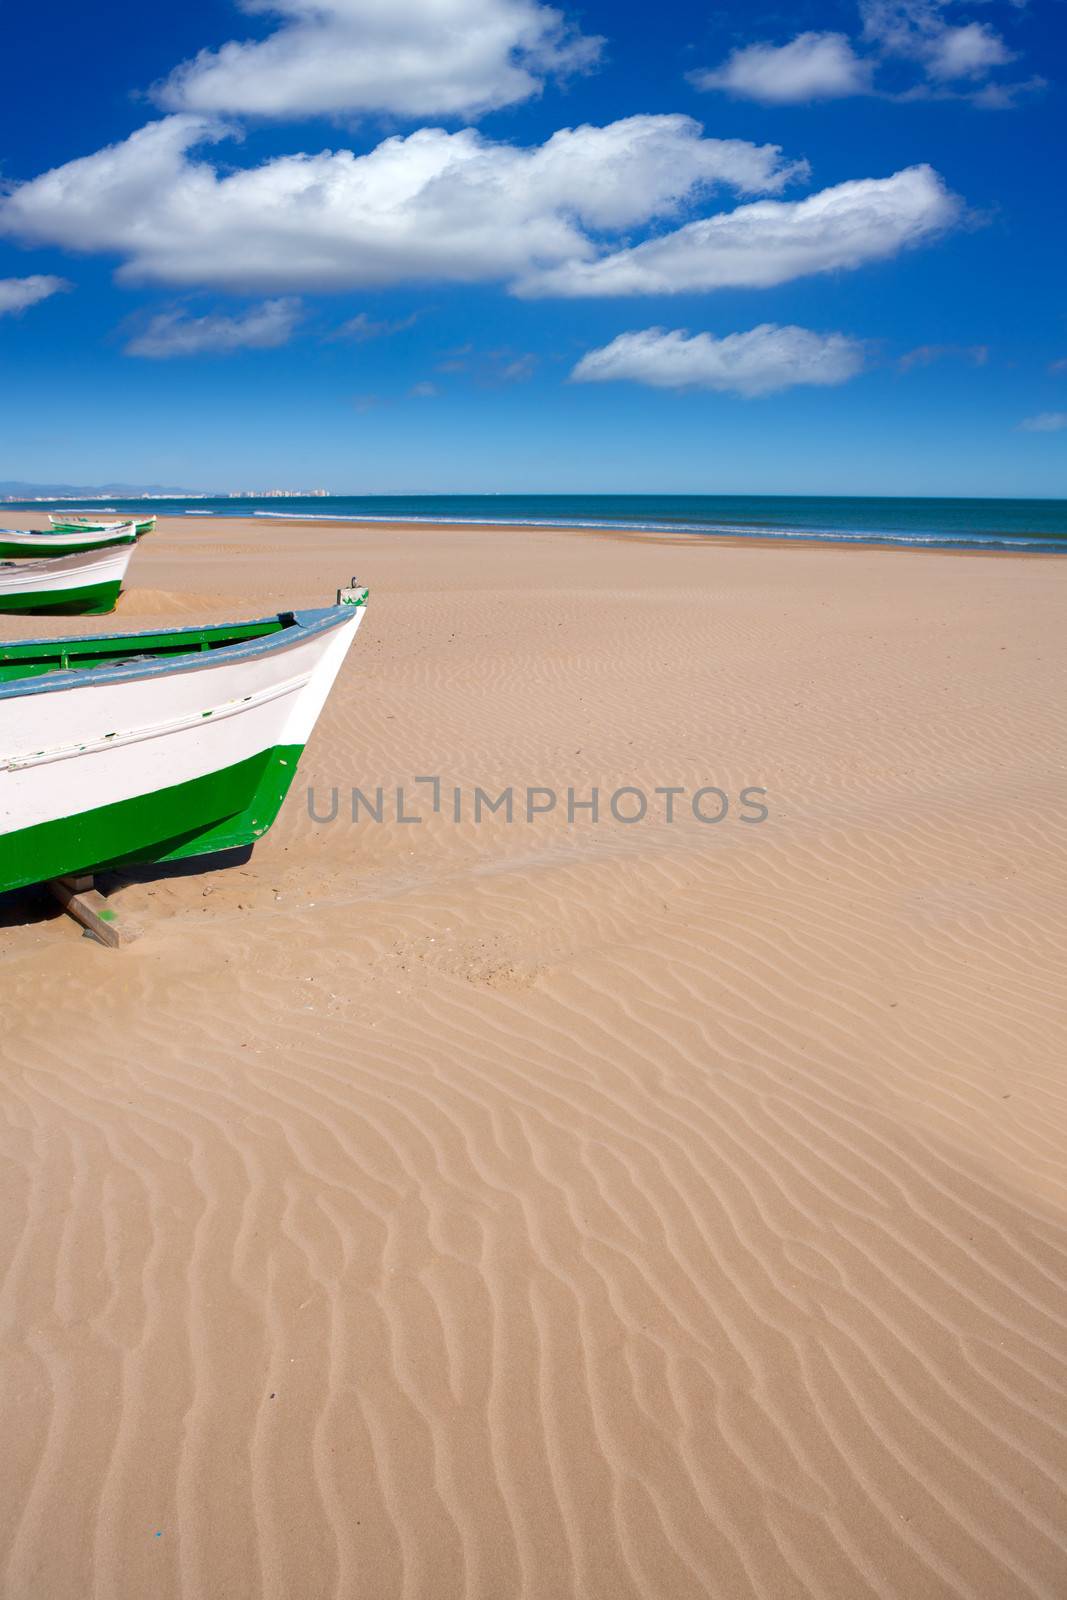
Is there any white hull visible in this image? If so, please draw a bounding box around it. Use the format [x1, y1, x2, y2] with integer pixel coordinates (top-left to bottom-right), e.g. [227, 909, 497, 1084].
[0, 522, 137, 553]
[0, 541, 135, 600]
[48, 512, 155, 533]
[0, 594, 365, 840]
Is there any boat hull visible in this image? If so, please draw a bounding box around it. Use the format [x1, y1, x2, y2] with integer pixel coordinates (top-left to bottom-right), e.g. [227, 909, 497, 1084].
[0, 581, 122, 615]
[48, 513, 155, 537]
[0, 524, 137, 558]
[0, 590, 365, 894]
[1, 740, 304, 890]
[0, 541, 136, 615]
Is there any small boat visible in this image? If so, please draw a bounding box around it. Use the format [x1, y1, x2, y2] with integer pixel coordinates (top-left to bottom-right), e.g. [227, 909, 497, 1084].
[0, 583, 368, 896]
[0, 523, 138, 558]
[0, 534, 137, 615]
[49, 511, 157, 537]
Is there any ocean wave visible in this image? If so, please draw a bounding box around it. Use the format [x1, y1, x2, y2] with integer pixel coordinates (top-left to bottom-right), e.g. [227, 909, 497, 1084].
[248, 510, 1067, 551]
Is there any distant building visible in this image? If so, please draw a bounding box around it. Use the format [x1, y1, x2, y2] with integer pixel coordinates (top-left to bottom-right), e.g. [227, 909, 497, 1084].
[224, 488, 330, 498]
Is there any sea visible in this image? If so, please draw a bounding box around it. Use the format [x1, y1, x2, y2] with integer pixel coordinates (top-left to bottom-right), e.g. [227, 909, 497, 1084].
[5, 495, 1067, 552]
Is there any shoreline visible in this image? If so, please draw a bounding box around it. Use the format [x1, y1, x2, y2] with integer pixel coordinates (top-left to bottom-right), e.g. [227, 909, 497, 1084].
[7, 503, 1067, 553]
[206, 513, 1067, 557]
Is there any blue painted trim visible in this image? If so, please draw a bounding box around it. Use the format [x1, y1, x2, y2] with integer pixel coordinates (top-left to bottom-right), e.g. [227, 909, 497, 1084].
[0, 603, 352, 702]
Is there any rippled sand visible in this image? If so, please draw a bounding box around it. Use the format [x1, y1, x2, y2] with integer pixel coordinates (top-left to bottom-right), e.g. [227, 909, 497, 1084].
[2, 516, 1066, 1599]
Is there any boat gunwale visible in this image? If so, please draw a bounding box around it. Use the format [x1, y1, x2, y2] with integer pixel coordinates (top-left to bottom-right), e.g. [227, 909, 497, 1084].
[0, 601, 359, 702]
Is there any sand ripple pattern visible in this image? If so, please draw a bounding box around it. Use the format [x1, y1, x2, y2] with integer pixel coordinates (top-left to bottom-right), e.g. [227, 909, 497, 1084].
[1, 518, 1066, 1599]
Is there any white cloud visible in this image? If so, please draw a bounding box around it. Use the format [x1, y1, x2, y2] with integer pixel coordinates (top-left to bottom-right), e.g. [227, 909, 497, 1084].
[1018, 412, 1067, 433]
[0, 274, 70, 315]
[157, 0, 602, 121]
[125, 297, 301, 356]
[924, 20, 1014, 79]
[861, 1, 1014, 81]
[0, 114, 805, 294]
[693, 32, 873, 104]
[696, 3, 1026, 107]
[572, 324, 866, 397]
[966, 76, 1042, 110]
[518, 165, 961, 298]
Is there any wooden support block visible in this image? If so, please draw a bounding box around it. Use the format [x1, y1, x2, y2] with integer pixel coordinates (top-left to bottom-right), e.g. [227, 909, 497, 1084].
[48, 875, 143, 948]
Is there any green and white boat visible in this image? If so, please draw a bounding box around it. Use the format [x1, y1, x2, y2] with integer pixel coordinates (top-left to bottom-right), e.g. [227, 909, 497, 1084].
[0, 533, 138, 615]
[49, 510, 156, 536]
[0, 522, 138, 559]
[0, 583, 367, 896]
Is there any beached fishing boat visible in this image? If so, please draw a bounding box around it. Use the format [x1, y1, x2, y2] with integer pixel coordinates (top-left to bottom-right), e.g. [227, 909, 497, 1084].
[0, 522, 137, 559]
[49, 511, 156, 536]
[0, 535, 137, 615]
[0, 584, 367, 896]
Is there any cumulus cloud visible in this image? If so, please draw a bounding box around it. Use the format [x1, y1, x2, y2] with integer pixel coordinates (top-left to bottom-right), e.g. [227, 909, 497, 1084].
[0, 274, 70, 314]
[518, 165, 961, 298]
[125, 297, 301, 356]
[861, 0, 1013, 78]
[693, 32, 872, 104]
[157, 0, 602, 121]
[1018, 412, 1067, 433]
[0, 114, 806, 294]
[696, 2, 1028, 107]
[923, 20, 1014, 79]
[861, 0, 1030, 97]
[572, 324, 866, 397]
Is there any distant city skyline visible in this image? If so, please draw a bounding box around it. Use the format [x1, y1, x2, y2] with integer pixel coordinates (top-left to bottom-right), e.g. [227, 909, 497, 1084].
[0, 486, 331, 502]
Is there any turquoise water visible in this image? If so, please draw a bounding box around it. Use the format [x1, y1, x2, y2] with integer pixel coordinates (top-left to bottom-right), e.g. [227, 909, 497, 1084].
[6, 495, 1067, 551]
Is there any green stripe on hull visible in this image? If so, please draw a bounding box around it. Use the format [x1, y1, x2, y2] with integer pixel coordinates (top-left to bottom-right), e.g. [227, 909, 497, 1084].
[0, 742, 305, 895]
[0, 580, 122, 616]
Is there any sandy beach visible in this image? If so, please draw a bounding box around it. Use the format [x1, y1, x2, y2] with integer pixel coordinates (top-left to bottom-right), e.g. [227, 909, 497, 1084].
[2, 513, 1066, 1599]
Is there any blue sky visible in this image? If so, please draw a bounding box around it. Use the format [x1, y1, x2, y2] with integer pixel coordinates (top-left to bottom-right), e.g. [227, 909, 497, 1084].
[1, 0, 1064, 495]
